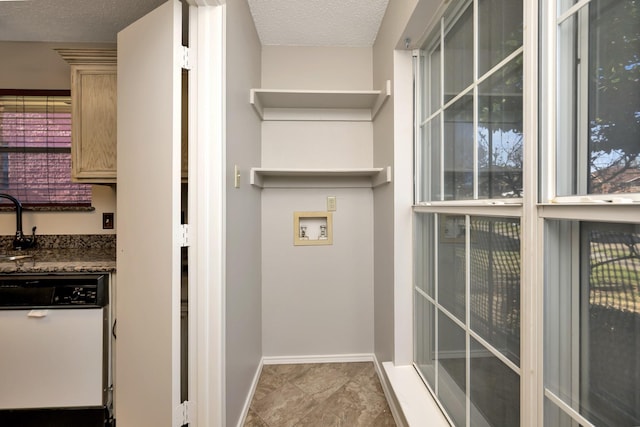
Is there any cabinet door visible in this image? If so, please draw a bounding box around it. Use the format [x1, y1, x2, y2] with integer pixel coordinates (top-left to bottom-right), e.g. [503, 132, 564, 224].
[116, 0, 183, 425]
[71, 64, 117, 182]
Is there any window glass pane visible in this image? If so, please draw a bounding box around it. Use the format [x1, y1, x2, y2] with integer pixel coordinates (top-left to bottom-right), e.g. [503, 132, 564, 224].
[470, 337, 520, 427]
[477, 0, 523, 76]
[430, 117, 443, 201]
[420, 116, 442, 202]
[545, 398, 587, 427]
[415, 295, 436, 388]
[428, 45, 442, 116]
[555, 11, 580, 196]
[478, 57, 523, 199]
[556, 0, 640, 196]
[444, 5, 474, 103]
[1, 152, 91, 204]
[438, 312, 467, 427]
[415, 213, 435, 296]
[444, 93, 474, 200]
[557, 0, 583, 16]
[545, 220, 640, 426]
[0, 94, 91, 206]
[584, 223, 640, 425]
[438, 215, 466, 321]
[470, 217, 521, 366]
[543, 220, 576, 406]
[587, 0, 640, 194]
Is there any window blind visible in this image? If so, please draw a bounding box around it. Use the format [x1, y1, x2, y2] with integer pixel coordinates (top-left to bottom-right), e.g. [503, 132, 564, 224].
[0, 91, 91, 207]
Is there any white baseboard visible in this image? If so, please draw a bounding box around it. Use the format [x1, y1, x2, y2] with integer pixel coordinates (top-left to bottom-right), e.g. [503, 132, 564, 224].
[235, 359, 264, 427]
[262, 353, 374, 365]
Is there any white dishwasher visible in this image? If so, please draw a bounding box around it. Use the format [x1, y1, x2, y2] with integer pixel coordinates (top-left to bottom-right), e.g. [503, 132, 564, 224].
[0, 274, 111, 427]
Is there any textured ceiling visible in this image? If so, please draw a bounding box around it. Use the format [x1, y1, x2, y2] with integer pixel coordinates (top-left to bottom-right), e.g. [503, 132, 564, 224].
[0, 0, 166, 43]
[0, 0, 389, 47]
[248, 0, 389, 47]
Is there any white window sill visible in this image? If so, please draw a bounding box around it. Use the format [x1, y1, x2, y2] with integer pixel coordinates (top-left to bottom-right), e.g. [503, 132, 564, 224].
[382, 362, 451, 427]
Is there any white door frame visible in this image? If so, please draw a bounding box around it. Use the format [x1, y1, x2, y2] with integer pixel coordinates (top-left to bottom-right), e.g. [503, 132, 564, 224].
[185, 1, 226, 426]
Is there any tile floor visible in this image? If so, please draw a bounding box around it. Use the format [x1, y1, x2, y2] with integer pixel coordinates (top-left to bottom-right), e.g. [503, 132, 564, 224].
[243, 362, 397, 427]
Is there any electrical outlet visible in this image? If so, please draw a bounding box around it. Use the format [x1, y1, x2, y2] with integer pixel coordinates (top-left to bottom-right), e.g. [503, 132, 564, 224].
[102, 213, 114, 229]
[327, 196, 337, 211]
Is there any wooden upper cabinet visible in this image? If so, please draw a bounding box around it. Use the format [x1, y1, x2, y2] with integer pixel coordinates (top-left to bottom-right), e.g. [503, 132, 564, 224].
[57, 49, 117, 183]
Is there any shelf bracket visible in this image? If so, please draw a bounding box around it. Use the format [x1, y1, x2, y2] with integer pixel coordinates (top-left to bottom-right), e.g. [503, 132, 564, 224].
[371, 80, 391, 120]
[372, 166, 392, 187]
[249, 89, 264, 119]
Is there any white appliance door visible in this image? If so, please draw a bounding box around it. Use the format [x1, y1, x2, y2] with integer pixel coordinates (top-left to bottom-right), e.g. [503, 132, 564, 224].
[116, 0, 183, 425]
[0, 309, 104, 409]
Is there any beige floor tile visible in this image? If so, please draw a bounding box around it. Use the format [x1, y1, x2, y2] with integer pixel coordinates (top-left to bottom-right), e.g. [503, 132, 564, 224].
[245, 363, 396, 427]
[265, 363, 314, 383]
[253, 367, 288, 402]
[372, 408, 397, 426]
[318, 380, 389, 426]
[289, 363, 352, 402]
[251, 382, 316, 427]
[294, 406, 343, 427]
[244, 409, 269, 427]
[351, 364, 386, 395]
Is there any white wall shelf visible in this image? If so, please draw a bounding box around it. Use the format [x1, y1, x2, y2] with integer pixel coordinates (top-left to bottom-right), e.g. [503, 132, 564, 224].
[250, 80, 391, 121]
[250, 167, 392, 188]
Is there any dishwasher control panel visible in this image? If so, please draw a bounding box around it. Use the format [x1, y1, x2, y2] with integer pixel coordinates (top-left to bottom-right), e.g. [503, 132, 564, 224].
[0, 274, 108, 308]
[53, 285, 100, 305]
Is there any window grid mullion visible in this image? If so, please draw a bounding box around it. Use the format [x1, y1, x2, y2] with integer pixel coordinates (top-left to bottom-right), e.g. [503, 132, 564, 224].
[465, 214, 471, 427]
[571, 222, 581, 413]
[557, 0, 592, 25]
[440, 17, 445, 202]
[434, 214, 440, 395]
[544, 0, 558, 202]
[414, 51, 422, 204]
[473, 0, 479, 201]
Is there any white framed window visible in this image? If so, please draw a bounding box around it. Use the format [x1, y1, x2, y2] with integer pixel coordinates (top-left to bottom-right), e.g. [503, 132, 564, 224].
[415, 0, 524, 204]
[540, 0, 640, 425]
[413, 0, 638, 426]
[544, 219, 640, 426]
[413, 0, 525, 426]
[0, 91, 91, 207]
[545, 0, 640, 202]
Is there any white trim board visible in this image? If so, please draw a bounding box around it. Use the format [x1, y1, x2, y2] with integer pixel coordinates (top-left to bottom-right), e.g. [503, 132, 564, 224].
[235, 360, 264, 427]
[262, 353, 375, 365]
[382, 362, 451, 427]
[374, 357, 409, 427]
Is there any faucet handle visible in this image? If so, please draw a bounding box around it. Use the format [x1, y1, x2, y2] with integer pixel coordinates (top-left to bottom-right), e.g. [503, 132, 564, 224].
[13, 226, 37, 250]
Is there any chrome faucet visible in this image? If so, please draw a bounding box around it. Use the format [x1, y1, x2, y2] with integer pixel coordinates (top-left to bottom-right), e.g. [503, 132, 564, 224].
[0, 194, 37, 250]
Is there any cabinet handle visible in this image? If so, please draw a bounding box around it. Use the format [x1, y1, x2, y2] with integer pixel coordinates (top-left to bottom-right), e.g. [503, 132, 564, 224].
[27, 309, 48, 318]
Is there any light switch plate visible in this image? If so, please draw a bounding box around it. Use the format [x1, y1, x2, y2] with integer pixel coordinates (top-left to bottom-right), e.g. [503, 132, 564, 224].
[327, 196, 336, 211]
[234, 165, 240, 188]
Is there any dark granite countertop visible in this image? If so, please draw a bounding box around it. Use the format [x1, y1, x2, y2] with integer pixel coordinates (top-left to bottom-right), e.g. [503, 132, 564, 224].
[0, 235, 116, 274]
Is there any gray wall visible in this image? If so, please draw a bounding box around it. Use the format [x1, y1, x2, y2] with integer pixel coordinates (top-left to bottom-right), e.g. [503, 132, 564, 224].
[260, 46, 376, 358]
[372, 0, 419, 364]
[223, 1, 263, 425]
[262, 188, 374, 356]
